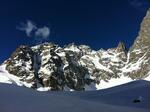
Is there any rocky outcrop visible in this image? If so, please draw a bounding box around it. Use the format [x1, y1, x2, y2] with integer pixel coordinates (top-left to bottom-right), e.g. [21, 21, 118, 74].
[5, 45, 36, 88]
[123, 9, 150, 79]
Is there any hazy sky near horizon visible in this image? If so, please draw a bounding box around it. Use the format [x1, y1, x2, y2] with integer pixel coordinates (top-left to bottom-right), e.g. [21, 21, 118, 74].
[0, 0, 150, 63]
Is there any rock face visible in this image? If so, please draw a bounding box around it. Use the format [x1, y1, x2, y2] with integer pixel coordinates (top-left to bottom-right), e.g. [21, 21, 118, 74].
[123, 8, 150, 79]
[2, 9, 150, 91]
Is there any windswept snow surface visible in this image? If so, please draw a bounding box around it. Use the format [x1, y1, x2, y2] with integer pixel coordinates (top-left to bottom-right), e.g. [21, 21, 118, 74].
[0, 80, 150, 112]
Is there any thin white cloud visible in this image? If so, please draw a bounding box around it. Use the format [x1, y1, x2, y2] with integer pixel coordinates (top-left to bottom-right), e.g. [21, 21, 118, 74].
[17, 20, 50, 42]
[17, 20, 37, 37]
[35, 26, 50, 39]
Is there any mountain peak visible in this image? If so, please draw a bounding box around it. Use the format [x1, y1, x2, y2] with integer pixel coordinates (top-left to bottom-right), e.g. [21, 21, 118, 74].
[123, 9, 150, 79]
[116, 41, 126, 52]
[131, 8, 150, 51]
[0, 9, 150, 91]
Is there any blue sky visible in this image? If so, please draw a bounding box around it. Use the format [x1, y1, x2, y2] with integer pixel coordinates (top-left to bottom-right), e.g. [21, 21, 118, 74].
[0, 0, 149, 63]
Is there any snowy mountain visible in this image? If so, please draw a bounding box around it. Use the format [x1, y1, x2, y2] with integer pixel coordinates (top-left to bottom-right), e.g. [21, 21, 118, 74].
[0, 9, 150, 91]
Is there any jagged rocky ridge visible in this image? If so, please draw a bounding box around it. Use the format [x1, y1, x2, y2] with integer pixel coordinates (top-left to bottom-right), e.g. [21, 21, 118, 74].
[2, 9, 150, 91]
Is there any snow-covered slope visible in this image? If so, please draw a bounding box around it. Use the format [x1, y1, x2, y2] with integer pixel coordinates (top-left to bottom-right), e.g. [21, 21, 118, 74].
[0, 65, 34, 88]
[0, 80, 150, 112]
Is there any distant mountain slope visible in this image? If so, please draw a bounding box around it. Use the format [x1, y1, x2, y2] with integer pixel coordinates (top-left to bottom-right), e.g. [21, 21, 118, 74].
[0, 80, 150, 112]
[0, 8, 150, 91]
[0, 64, 134, 91]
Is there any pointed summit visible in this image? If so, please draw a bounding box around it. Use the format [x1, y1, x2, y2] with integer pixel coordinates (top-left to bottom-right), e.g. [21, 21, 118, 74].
[116, 42, 126, 52]
[131, 8, 150, 51]
[126, 8, 150, 79]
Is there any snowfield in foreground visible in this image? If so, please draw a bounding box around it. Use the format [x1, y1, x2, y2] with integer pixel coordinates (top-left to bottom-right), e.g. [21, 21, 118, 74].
[0, 80, 150, 112]
[0, 64, 150, 112]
